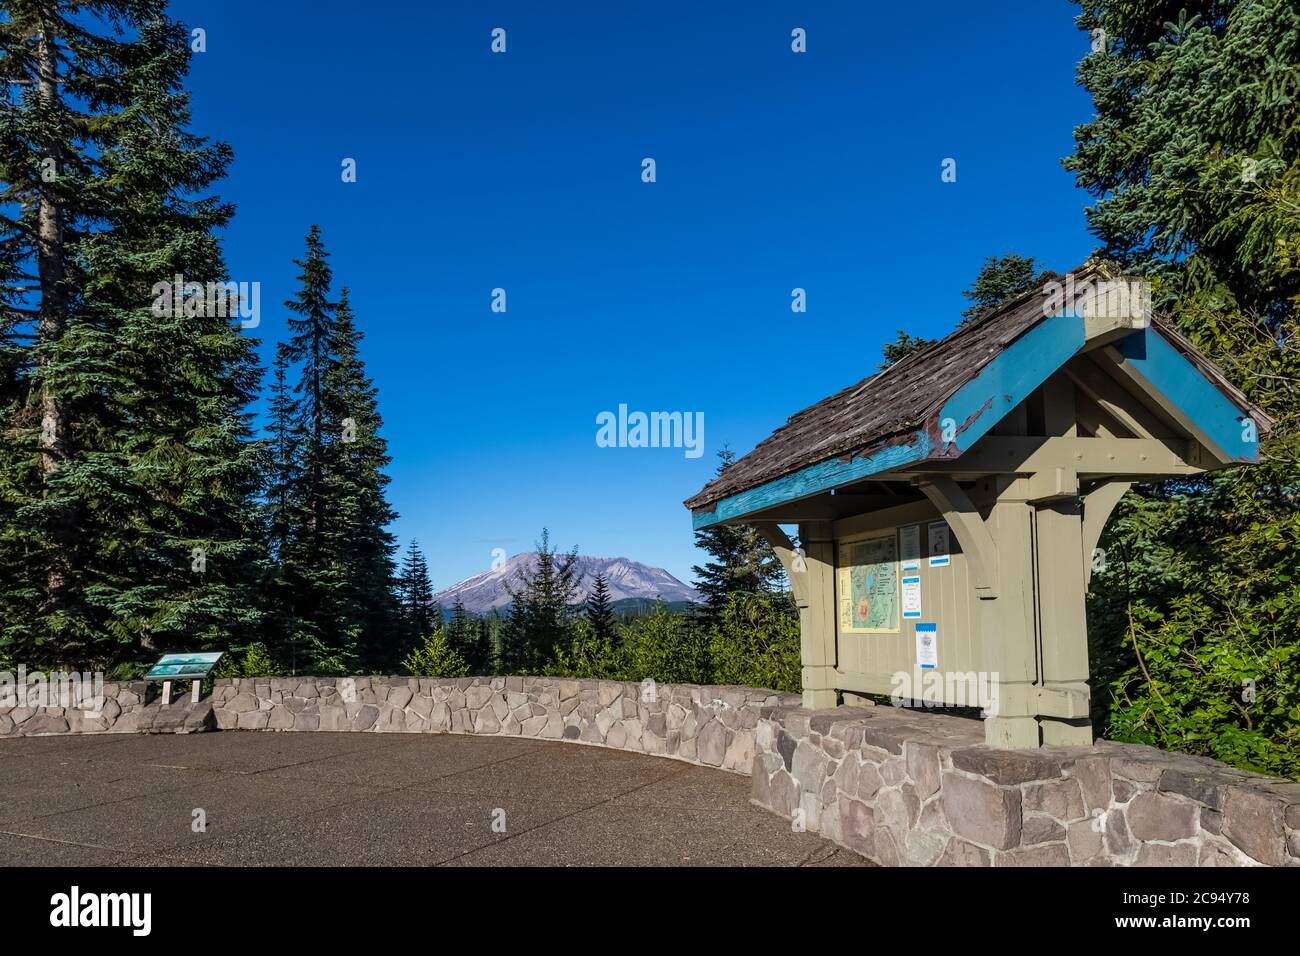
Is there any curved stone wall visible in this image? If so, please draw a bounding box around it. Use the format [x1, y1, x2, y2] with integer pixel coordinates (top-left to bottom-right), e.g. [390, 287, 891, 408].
[0, 680, 155, 736]
[751, 704, 1300, 868]
[5, 672, 1296, 867]
[212, 675, 797, 774]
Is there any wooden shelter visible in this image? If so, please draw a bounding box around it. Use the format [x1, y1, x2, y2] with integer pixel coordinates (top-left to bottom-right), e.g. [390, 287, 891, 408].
[685, 263, 1270, 749]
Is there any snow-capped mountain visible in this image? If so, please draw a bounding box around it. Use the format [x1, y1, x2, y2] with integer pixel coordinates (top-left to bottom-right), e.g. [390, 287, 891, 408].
[432, 553, 701, 615]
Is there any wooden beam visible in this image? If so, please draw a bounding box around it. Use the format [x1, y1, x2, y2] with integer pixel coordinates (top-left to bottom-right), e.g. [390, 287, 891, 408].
[1096, 329, 1257, 465]
[914, 477, 998, 598]
[1064, 355, 1173, 439]
[1074, 391, 1128, 439]
[925, 436, 1202, 476]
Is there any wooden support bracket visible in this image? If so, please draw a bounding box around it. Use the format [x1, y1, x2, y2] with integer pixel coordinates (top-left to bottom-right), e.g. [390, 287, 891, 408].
[754, 523, 809, 607]
[914, 476, 998, 598]
[1082, 480, 1132, 586]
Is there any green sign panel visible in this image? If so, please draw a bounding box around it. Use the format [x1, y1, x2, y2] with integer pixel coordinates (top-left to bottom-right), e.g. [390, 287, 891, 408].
[145, 652, 223, 681]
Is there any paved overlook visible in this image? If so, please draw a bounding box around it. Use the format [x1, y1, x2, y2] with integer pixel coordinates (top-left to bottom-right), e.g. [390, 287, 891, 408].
[0, 733, 866, 867]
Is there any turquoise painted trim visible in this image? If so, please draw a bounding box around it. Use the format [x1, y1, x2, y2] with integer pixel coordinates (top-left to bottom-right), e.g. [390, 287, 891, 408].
[689, 315, 1256, 529]
[692, 314, 1088, 529]
[1116, 328, 1258, 463]
[935, 313, 1087, 455]
[691, 431, 932, 529]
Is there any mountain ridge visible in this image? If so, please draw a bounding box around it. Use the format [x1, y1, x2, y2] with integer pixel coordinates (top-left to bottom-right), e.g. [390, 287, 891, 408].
[431, 552, 701, 615]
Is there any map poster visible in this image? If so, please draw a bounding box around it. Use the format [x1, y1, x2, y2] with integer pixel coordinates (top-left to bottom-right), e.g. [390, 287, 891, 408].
[837, 533, 899, 633]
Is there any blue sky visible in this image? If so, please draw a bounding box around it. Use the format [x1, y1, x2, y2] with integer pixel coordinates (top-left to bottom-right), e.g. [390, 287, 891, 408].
[171, 0, 1099, 590]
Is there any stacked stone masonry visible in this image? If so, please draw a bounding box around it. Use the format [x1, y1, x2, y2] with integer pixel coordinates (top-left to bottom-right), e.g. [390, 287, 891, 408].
[212, 675, 794, 774]
[750, 705, 1300, 867]
[5, 673, 1296, 866]
[0, 680, 157, 736]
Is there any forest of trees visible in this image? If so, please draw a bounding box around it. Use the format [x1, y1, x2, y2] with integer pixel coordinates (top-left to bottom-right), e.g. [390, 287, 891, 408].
[400, 518, 801, 695]
[0, 1, 1294, 779]
[877, 2, 1300, 777]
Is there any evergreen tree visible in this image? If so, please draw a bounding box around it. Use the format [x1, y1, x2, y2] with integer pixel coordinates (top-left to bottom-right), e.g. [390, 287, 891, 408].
[500, 530, 580, 672]
[690, 449, 785, 626]
[584, 572, 617, 641]
[323, 287, 401, 668]
[446, 598, 475, 660]
[265, 343, 304, 564]
[469, 614, 499, 674]
[401, 619, 468, 679]
[261, 342, 307, 669]
[1066, 0, 1300, 775]
[276, 233, 401, 673]
[397, 540, 436, 640]
[959, 254, 1044, 322]
[0, 1, 263, 669]
[283, 225, 334, 562]
[877, 329, 935, 370]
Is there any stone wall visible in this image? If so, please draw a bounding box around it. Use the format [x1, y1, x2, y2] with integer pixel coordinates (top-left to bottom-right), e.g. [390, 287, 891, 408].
[751, 705, 1300, 867]
[212, 675, 797, 774]
[0, 680, 153, 736]
[7, 671, 1296, 866]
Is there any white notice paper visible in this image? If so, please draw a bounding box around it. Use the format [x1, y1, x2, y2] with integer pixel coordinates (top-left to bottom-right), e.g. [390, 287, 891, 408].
[916, 623, 938, 669]
[899, 525, 921, 572]
[902, 575, 922, 619]
[928, 521, 950, 567]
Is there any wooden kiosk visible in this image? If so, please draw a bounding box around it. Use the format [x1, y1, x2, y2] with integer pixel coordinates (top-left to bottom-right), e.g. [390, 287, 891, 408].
[685, 264, 1269, 749]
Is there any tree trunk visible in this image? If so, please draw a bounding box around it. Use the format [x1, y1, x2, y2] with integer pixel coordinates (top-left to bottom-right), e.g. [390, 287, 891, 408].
[35, 15, 72, 611]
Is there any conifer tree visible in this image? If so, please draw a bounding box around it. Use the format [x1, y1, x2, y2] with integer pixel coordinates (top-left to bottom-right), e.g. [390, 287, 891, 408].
[1066, 0, 1300, 775]
[397, 540, 436, 640]
[261, 342, 307, 668]
[0, 1, 263, 668]
[283, 225, 334, 561]
[959, 254, 1043, 321]
[322, 287, 401, 668]
[469, 614, 498, 674]
[276, 233, 401, 673]
[446, 598, 475, 660]
[266, 343, 304, 563]
[501, 530, 580, 672]
[585, 572, 617, 642]
[691, 450, 784, 627]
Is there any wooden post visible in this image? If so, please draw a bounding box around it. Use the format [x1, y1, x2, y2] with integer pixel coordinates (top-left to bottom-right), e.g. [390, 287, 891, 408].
[978, 477, 1041, 749]
[1034, 377, 1094, 745]
[797, 520, 838, 709]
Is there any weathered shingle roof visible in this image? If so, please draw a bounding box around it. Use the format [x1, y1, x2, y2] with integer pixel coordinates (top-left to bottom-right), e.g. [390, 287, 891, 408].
[684, 265, 1270, 514]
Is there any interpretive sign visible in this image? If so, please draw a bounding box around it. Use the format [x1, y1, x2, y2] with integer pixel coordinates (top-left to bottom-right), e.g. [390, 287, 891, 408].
[838, 532, 899, 633]
[144, 652, 223, 681]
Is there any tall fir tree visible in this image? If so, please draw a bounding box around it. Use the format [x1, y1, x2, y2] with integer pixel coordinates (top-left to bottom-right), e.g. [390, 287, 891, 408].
[1065, 0, 1300, 774]
[276, 232, 401, 673]
[584, 572, 617, 642]
[283, 224, 333, 560]
[397, 540, 436, 641]
[446, 598, 475, 660]
[470, 613, 500, 675]
[321, 287, 401, 668]
[690, 449, 784, 627]
[958, 253, 1044, 321]
[277, 227, 340, 669]
[500, 529, 580, 672]
[261, 342, 307, 669]
[0, 1, 264, 669]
